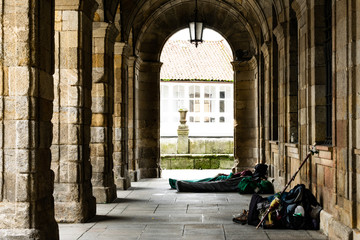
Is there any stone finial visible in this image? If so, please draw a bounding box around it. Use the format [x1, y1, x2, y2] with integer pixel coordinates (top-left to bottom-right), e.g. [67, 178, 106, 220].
[177, 109, 189, 154]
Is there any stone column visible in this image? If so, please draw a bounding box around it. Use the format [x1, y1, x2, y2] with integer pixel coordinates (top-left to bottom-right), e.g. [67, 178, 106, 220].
[177, 109, 189, 154]
[136, 61, 162, 178]
[113, 42, 131, 189]
[90, 21, 118, 203]
[261, 43, 272, 165]
[232, 57, 258, 172]
[273, 23, 287, 185]
[127, 56, 138, 181]
[0, 1, 59, 239]
[52, 0, 98, 222]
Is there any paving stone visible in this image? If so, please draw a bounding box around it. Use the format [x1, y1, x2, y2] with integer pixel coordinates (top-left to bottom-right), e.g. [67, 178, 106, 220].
[59, 171, 328, 240]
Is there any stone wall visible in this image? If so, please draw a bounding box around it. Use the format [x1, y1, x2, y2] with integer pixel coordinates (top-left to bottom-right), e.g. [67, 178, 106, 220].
[161, 138, 234, 155]
[265, 0, 360, 239]
[161, 154, 234, 170]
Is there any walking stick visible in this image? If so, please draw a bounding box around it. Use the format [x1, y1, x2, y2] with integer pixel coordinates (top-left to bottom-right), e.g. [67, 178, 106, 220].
[255, 143, 318, 229]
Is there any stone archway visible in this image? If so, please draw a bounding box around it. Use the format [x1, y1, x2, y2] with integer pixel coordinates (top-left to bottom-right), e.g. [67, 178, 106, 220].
[131, 0, 270, 177]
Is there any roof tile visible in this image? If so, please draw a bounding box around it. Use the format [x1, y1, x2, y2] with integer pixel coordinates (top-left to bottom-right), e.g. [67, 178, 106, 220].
[160, 40, 234, 81]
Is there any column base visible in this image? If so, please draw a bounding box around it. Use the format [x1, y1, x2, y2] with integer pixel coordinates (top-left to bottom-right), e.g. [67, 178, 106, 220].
[55, 197, 96, 223]
[115, 177, 131, 190]
[130, 170, 140, 182]
[93, 184, 117, 203]
[139, 167, 161, 179]
[0, 229, 49, 240]
[320, 210, 353, 240]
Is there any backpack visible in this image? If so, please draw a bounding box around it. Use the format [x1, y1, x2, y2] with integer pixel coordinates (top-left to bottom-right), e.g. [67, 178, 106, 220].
[281, 184, 322, 230]
[238, 176, 260, 194]
[258, 180, 274, 194]
[247, 194, 268, 226]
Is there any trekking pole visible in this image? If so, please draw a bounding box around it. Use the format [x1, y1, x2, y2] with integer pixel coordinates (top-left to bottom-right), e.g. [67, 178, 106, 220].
[255, 143, 318, 229]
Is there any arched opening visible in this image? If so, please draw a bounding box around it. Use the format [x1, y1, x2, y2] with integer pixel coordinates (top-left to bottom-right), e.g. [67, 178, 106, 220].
[159, 28, 235, 172]
[134, 0, 263, 179]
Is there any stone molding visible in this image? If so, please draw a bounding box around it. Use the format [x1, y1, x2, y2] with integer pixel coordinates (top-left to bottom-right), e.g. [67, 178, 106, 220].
[273, 23, 285, 43]
[127, 56, 138, 68]
[135, 57, 143, 71]
[291, 0, 307, 20]
[114, 42, 127, 55]
[55, 0, 99, 19]
[261, 42, 270, 58]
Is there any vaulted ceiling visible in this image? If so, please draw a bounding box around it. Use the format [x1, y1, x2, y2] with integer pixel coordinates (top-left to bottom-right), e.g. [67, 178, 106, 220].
[101, 0, 289, 60]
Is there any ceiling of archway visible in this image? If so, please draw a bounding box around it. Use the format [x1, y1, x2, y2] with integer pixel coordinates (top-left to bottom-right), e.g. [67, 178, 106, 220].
[112, 0, 286, 60]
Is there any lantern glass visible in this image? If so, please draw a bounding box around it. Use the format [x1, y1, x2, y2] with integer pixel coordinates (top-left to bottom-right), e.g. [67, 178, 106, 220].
[189, 21, 203, 45]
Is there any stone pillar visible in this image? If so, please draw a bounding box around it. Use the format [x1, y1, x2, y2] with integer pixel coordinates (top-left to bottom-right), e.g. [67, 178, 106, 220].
[113, 42, 131, 189]
[52, 0, 98, 222]
[136, 61, 162, 179]
[0, 1, 59, 239]
[232, 57, 258, 172]
[127, 56, 138, 181]
[273, 23, 287, 185]
[261, 43, 272, 165]
[90, 21, 118, 203]
[177, 109, 189, 154]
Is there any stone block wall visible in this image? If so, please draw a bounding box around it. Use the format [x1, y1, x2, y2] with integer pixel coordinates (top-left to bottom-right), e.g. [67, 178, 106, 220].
[161, 154, 234, 170]
[266, 0, 360, 238]
[160, 137, 234, 155]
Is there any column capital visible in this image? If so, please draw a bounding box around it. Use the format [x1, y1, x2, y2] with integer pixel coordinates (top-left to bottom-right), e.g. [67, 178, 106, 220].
[93, 22, 119, 43]
[114, 42, 127, 55]
[56, 0, 98, 18]
[231, 57, 257, 71]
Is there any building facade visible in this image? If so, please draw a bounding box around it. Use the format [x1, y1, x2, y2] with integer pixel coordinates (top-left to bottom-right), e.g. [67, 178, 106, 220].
[0, 1, 359, 239]
[160, 39, 234, 137]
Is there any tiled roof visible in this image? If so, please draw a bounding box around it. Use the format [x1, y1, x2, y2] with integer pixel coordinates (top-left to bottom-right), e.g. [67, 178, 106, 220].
[160, 40, 234, 82]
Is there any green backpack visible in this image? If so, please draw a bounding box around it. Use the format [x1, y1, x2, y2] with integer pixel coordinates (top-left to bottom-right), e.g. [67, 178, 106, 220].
[238, 176, 260, 194]
[258, 180, 274, 194]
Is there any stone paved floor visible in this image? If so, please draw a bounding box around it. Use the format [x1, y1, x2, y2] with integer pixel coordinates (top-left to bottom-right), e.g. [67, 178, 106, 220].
[59, 170, 328, 240]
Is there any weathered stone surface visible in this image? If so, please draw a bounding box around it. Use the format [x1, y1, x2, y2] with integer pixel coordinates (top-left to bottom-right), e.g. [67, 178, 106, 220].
[52, 2, 97, 224]
[90, 21, 117, 203]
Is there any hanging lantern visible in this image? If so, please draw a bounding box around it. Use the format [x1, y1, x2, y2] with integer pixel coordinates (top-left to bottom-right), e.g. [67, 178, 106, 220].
[189, 0, 204, 47]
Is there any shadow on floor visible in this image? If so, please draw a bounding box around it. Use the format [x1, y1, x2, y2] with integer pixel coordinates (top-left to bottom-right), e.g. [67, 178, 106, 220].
[87, 215, 123, 223]
[112, 198, 148, 203]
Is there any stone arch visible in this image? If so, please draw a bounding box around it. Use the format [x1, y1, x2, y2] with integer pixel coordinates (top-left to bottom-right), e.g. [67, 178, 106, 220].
[135, 0, 260, 61]
[130, 0, 275, 177]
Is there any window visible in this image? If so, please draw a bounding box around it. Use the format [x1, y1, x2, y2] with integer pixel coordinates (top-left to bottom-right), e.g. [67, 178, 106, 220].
[160, 82, 233, 136]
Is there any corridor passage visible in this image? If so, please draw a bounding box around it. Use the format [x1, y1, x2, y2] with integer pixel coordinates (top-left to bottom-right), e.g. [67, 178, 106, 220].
[59, 170, 327, 240]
